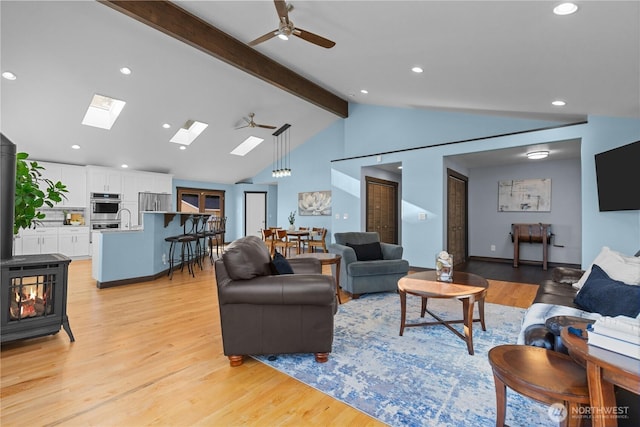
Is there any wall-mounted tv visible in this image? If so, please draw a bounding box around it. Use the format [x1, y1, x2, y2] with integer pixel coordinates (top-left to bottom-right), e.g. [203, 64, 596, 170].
[594, 140, 640, 211]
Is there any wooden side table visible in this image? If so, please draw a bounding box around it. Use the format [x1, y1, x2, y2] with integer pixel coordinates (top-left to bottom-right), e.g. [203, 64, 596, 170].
[561, 325, 640, 427]
[294, 253, 342, 304]
[488, 344, 590, 427]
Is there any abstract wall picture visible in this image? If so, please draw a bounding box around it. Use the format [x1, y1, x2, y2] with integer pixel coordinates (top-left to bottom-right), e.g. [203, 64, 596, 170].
[498, 178, 551, 212]
[298, 191, 332, 216]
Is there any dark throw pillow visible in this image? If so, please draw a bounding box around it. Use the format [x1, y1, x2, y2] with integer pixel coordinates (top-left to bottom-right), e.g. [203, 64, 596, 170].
[346, 242, 384, 261]
[270, 251, 294, 275]
[574, 264, 640, 317]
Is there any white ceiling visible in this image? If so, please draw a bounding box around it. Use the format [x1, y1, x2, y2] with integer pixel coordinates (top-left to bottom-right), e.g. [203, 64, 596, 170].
[1, 1, 638, 184]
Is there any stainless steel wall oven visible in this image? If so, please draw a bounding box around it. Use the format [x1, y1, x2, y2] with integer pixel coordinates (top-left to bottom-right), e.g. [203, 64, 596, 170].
[90, 192, 121, 229]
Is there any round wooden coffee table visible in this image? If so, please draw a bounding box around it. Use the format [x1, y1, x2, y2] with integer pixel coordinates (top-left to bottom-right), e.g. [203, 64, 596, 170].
[294, 253, 342, 304]
[397, 271, 488, 355]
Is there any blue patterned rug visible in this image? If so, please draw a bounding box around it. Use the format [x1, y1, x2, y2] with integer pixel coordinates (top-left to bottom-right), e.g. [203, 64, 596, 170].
[254, 292, 554, 426]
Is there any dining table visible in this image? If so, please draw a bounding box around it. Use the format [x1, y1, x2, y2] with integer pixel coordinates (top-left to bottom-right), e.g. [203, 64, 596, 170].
[286, 229, 310, 255]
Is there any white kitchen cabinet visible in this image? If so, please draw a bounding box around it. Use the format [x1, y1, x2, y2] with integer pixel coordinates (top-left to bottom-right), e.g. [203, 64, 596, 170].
[12, 234, 23, 256]
[35, 161, 87, 207]
[123, 171, 173, 202]
[20, 228, 58, 255]
[87, 167, 122, 194]
[60, 165, 87, 206]
[58, 227, 90, 257]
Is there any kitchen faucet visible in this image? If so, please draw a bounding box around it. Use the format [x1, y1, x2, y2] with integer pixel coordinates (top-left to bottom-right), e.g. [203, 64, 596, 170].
[116, 208, 132, 229]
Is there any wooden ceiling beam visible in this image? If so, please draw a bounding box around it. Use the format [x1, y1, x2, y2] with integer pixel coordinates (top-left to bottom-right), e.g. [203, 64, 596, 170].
[100, 0, 348, 118]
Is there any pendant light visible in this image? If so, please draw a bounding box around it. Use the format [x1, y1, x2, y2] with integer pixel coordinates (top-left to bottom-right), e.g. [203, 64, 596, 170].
[272, 124, 292, 178]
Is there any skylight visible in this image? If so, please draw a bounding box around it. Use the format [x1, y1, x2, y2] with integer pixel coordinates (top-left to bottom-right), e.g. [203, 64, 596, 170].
[170, 120, 208, 145]
[231, 136, 264, 156]
[81, 94, 126, 130]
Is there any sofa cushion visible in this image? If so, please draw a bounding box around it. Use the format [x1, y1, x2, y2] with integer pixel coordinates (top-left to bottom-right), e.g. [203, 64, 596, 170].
[574, 246, 640, 291]
[270, 251, 294, 275]
[222, 235, 272, 280]
[348, 259, 409, 277]
[574, 264, 640, 317]
[347, 242, 383, 261]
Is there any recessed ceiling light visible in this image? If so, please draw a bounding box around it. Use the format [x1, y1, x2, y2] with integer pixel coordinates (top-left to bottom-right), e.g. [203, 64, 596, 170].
[2, 71, 17, 80]
[179, 146, 186, 150]
[411, 67, 423, 73]
[71, 144, 80, 150]
[170, 119, 208, 145]
[552, 100, 567, 106]
[527, 151, 549, 160]
[162, 123, 171, 129]
[553, 2, 578, 15]
[121, 164, 129, 168]
[231, 136, 264, 156]
[81, 94, 126, 130]
[360, 89, 369, 94]
[119, 67, 132, 75]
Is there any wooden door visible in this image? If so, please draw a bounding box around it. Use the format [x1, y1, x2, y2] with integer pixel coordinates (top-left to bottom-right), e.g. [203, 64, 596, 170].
[447, 169, 468, 266]
[366, 176, 398, 244]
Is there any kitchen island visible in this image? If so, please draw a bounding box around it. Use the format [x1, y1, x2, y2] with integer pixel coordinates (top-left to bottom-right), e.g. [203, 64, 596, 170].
[92, 212, 209, 288]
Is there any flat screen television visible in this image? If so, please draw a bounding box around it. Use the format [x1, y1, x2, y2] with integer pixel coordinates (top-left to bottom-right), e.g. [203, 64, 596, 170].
[594, 140, 640, 211]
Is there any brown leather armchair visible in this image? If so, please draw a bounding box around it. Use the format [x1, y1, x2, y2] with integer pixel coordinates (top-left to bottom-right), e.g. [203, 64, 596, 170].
[215, 235, 337, 367]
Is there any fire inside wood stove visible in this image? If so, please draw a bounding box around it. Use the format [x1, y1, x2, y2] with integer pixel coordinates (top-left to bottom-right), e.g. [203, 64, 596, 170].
[10, 275, 54, 320]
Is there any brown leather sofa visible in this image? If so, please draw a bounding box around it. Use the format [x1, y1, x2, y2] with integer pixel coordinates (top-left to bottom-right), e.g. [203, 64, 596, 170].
[215, 235, 337, 367]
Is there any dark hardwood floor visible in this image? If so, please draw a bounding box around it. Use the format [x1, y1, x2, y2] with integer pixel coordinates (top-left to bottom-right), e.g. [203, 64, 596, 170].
[455, 258, 580, 284]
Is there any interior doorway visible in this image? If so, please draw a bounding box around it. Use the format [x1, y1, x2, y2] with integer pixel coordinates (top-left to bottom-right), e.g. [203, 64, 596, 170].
[244, 192, 266, 237]
[365, 176, 398, 244]
[446, 169, 468, 266]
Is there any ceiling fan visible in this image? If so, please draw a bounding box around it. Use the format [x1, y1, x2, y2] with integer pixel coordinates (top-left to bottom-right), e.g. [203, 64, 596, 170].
[248, 0, 336, 49]
[235, 112, 277, 130]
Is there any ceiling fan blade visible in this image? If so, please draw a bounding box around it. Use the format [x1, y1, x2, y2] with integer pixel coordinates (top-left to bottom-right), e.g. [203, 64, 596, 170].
[256, 124, 277, 129]
[274, 0, 290, 25]
[293, 28, 335, 48]
[248, 30, 278, 47]
[235, 124, 250, 130]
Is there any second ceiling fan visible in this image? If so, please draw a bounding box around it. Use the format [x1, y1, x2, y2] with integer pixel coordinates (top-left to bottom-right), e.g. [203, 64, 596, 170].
[248, 0, 336, 49]
[236, 112, 277, 130]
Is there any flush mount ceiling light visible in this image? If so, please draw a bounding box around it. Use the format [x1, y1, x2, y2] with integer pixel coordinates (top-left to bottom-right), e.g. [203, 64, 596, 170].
[527, 150, 549, 160]
[169, 119, 208, 145]
[552, 100, 567, 106]
[553, 2, 578, 15]
[231, 136, 264, 156]
[81, 94, 126, 130]
[2, 71, 17, 80]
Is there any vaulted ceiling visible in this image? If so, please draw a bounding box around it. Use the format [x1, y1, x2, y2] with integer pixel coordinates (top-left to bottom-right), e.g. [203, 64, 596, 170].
[1, 1, 638, 183]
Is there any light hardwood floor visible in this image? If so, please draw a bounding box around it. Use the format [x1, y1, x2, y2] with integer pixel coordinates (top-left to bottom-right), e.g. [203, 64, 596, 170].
[1, 258, 537, 426]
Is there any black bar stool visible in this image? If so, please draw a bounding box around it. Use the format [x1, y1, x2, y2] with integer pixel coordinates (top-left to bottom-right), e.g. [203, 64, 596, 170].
[164, 216, 198, 279]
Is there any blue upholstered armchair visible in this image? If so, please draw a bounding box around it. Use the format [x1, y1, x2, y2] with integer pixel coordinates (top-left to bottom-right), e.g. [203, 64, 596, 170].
[328, 232, 409, 298]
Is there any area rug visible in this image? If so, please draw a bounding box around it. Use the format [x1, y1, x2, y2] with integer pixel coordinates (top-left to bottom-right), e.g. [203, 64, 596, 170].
[254, 292, 554, 427]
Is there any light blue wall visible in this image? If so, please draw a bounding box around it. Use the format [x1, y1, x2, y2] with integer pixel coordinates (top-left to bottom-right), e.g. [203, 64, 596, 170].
[468, 157, 582, 264]
[253, 103, 639, 269]
[254, 120, 345, 241]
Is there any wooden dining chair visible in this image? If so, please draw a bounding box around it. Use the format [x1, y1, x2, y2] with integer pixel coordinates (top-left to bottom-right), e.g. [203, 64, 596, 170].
[261, 229, 275, 256]
[290, 226, 309, 254]
[307, 227, 328, 253]
[273, 229, 297, 258]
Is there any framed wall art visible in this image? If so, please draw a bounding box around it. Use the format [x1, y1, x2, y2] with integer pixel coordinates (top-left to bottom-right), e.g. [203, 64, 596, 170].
[498, 178, 551, 212]
[298, 191, 332, 216]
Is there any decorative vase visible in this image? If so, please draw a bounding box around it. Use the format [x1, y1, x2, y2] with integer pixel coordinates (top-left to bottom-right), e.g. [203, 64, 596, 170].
[288, 224, 295, 231]
[436, 251, 453, 282]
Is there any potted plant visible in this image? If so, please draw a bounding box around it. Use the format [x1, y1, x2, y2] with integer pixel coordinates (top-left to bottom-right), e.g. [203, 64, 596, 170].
[14, 152, 68, 234]
[288, 211, 296, 230]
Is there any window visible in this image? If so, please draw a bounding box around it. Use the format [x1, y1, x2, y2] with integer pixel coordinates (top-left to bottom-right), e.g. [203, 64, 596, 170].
[176, 187, 225, 217]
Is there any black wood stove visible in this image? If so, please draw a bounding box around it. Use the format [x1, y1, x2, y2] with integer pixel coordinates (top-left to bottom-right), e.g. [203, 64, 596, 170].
[1, 253, 74, 343]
